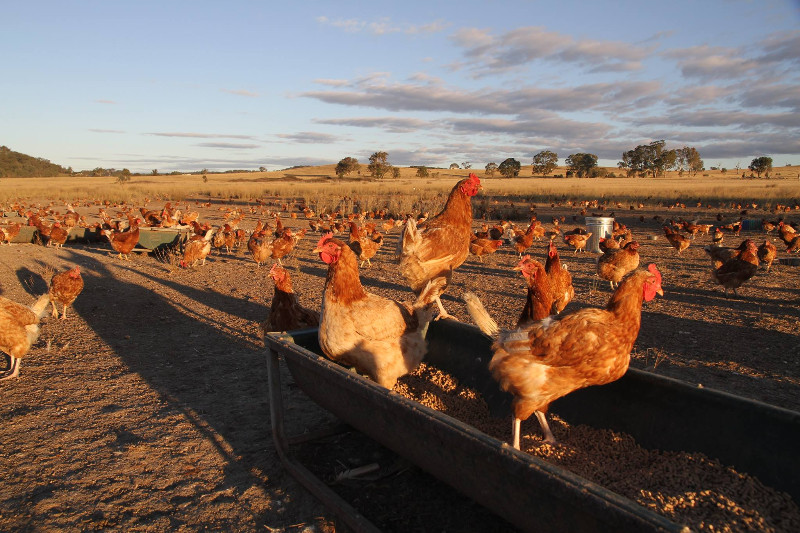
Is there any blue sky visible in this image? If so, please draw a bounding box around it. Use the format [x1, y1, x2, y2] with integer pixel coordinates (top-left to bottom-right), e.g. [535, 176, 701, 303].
[2, 0, 799, 173]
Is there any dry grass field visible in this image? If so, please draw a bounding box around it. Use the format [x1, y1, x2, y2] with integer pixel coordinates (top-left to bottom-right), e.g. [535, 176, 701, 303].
[1, 167, 800, 531]
[2, 164, 799, 209]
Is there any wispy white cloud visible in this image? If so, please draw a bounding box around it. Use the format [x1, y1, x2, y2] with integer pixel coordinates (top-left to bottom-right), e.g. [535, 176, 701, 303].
[407, 72, 444, 84]
[313, 78, 351, 87]
[758, 30, 800, 66]
[146, 132, 257, 140]
[665, 31, 800, 82]
[664, 45, 760, 81]
[316, 15, 448, 35]
[301, 68, 799, 166]
[302, 82, 507, 114]
[89, 128, 126, 134]
[738, 83, 800, 112]
[632, 109, 800, 129]
[405, 21, 449, 35]
[664, 85, 736, 107]
[314, 117, 430, 133]
[693, 137, 800, 159]
[275, 131, 340, 144]
[196, 142, 261, 149]
[221, 88, 260, 98]
[450, 26, 652, 75]
[635, 30, 675, 45]
[301, 77, 663, 115]
[103, 153, 332, 172]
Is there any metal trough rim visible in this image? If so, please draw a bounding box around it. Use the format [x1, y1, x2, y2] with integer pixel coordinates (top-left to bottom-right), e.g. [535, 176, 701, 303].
[265, 337, 380, 533]
[265, 328, 689, 533]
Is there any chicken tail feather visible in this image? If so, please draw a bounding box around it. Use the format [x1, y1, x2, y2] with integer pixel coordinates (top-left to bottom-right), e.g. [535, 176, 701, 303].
[31, 293, 51, 319]
[396, 217, 420, 258]
[462, 291, 498, 337]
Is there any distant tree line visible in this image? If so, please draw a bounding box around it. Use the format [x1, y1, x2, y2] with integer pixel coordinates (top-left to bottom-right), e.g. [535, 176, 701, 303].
[335, 152, 402, 179]
[1, 144, 782, 181]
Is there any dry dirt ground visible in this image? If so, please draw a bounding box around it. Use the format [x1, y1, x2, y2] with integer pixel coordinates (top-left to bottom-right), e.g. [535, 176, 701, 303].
[1, 197, 799, 532]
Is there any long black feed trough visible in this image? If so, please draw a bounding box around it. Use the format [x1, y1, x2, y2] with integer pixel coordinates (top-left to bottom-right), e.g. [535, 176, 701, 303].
[265, 320, 799, 532]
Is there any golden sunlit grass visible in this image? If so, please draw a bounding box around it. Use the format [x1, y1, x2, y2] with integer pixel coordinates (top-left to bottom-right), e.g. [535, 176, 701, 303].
[2, 164, 799, 210]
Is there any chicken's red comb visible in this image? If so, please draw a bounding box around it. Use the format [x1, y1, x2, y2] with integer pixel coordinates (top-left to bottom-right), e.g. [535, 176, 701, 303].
[468, 172, 481, 183]
[269, 263, 282, 275]
[647, 263, 661, 284]
[317, 232, 333, 248]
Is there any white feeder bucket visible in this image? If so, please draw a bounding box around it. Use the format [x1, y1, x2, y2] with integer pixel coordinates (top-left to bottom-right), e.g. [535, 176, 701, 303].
[585, 216, 615, 253]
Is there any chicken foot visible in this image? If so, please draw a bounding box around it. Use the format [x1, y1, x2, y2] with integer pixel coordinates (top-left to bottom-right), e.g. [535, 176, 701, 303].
[0, 355, 21, 380]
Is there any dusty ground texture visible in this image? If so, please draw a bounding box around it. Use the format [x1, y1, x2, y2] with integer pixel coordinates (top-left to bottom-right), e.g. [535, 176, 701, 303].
[1, 196, 799, 532]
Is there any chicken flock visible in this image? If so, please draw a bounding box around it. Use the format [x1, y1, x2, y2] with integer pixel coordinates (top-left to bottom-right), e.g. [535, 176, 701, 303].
[1, 177, 797, 451]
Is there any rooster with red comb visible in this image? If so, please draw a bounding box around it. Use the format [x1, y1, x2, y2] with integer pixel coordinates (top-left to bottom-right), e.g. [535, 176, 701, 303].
[396, 173, 482, 319]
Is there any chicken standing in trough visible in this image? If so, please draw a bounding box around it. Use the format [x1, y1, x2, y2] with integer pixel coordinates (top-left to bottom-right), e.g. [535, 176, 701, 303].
[464, 265, 663, 448]
[316, 234, 444, 389]
[397, 174, 481, 319]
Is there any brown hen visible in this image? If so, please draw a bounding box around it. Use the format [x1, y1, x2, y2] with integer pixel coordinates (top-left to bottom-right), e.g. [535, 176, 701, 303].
[49, 266, 84, 319]
[1, 293, 50, 380]
[261, 264, 319, 334]
[596, 241, 641, 289]
[397, 174, 481, 319]
[102, 219, 140, 260]
[465, 265, 663, 447]
[544, 242, 574, 315]
[315, 235, 444, 389]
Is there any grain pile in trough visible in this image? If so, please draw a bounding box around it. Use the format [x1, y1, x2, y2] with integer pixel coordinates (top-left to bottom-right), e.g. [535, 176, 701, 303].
[395, 363, 800, 533]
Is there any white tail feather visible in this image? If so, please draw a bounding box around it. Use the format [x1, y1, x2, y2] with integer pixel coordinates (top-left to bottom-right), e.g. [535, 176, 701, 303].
[396, 217, 420, 259]
[30, 293, 50, 319]
[462, 292, 498, 337]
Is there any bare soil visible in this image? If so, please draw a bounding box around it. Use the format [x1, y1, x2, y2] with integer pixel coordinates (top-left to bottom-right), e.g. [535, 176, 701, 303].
[1, 197, 799, 532]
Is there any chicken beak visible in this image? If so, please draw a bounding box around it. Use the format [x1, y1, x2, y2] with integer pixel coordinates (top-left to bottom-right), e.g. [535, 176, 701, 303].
[512, 265, 523, 271]
[312, 246, 322, 253]
[657, 288, 664, 297]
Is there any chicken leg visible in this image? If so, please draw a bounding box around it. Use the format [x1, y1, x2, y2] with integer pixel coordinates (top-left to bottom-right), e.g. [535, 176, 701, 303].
[51, 302, 70, 319]
[535, 411, 556, 444]
[511, 412, 557, 449]
[1, 355, 21, 381]
[433, 295, 453, 320]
